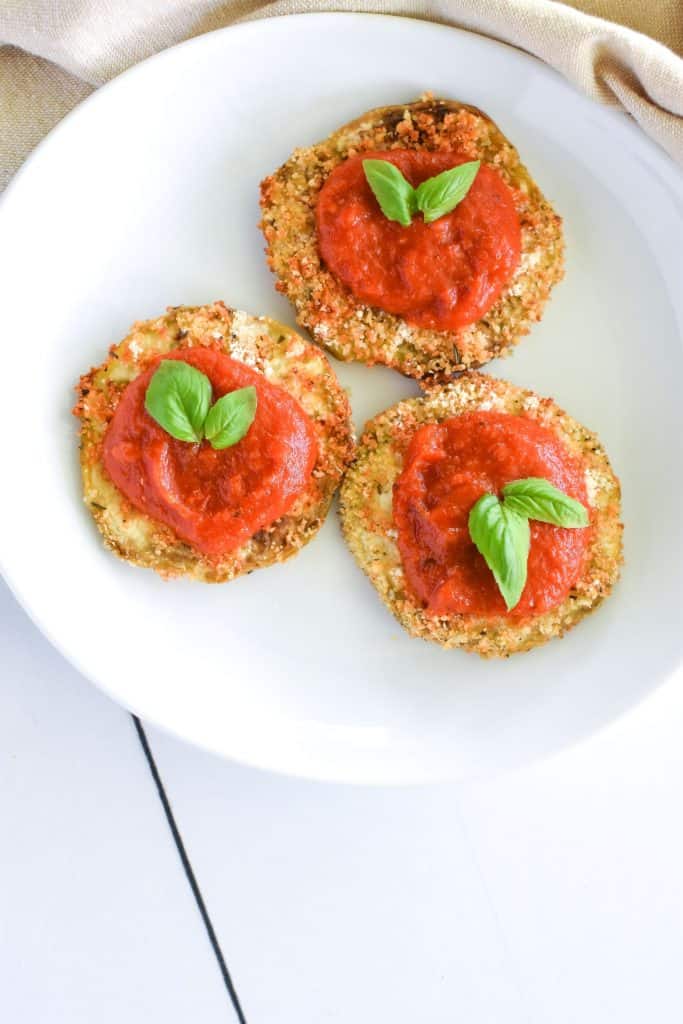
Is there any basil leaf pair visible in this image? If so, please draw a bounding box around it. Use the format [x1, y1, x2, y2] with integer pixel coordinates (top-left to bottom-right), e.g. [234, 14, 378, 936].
[363, 158, 480, 227]
[469, 478, 589, 611]
[144, 360, 257, 450]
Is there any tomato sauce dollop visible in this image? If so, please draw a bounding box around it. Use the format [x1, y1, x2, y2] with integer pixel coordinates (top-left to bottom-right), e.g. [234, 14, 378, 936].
[103, 348, 317, 557]
[316, 150, 522, 332]
[393, 412, 590, 619]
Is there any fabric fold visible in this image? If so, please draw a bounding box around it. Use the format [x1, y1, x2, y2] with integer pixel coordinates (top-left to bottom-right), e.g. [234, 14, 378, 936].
[1, 0, 682, 190]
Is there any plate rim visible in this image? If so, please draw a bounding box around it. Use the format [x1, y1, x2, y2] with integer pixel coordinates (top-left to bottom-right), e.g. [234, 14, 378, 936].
[1, 11, 682, 784]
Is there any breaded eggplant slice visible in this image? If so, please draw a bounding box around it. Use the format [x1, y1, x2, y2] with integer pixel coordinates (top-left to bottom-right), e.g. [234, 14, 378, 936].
[74, 302, 355, 582]
[339, 373, 622, 657]
[260, 96, 564, 381]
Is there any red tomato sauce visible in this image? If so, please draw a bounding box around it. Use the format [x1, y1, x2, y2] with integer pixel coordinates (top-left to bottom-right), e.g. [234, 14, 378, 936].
[103, 348, 317, 557]
[393, 412, 590, 619]
[316, 150, 521, 332]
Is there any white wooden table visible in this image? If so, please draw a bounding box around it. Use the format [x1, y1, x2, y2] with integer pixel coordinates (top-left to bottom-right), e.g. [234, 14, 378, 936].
[2, 574, 683, 1023]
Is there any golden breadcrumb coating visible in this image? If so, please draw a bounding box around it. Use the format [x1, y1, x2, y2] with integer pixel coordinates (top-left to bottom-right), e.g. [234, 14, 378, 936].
[74, 302, 355, 581]
[260, 96, 564, 381]
[339, 373, 622, 657]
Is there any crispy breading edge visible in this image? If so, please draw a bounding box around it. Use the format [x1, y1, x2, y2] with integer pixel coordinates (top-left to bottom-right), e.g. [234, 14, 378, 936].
[73, 302, 355, 581]
[339, 372, 623, 657]
[260, 96, 565, 381]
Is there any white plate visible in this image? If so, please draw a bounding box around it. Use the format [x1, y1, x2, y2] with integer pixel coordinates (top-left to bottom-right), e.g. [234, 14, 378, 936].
[1, 14, 682, 783]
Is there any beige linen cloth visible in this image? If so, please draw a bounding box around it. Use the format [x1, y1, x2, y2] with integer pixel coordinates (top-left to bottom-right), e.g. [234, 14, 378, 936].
[1, 1, 682, 190]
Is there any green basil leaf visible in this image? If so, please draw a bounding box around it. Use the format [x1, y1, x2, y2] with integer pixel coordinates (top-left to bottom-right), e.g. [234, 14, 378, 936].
[415, 160, 480, 224]
[503, 478, 589, 528]
[362, 159, 416, 227]
[204, 386, 257, 450]
[144, 360, 212, 443]
[468, 493, 530, 611]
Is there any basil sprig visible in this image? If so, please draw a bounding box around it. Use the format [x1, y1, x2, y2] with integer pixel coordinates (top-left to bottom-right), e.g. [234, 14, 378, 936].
[502, 478, 589, 528]
[144, 360, 257, 450]
[468, 479, 589, 611]
[415, 161, 481, 224]
[363, 158, 480, 226]
[204, 386, 258, 450]
[469, 495, 530, 612]
[144, 360, 211, 443]
[361, 159, 416, 227]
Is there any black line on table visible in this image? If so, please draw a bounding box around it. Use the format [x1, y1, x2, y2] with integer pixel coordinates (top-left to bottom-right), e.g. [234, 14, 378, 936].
[132, 715, 248, 1024]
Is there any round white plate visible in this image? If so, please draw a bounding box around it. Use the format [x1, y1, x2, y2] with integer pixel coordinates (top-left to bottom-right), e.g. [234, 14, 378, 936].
[1, 14, 682, 783]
